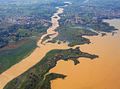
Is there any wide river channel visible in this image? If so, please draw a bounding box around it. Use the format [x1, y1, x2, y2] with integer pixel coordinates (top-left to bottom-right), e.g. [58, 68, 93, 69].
[51, 19, 120, 89]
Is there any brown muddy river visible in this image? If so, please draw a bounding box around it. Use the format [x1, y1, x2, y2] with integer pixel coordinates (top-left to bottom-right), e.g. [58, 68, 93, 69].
[51, 19, 120, 89]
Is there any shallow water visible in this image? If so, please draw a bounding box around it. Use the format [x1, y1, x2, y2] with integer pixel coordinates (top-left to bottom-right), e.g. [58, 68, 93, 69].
[51, 19, 120, 89]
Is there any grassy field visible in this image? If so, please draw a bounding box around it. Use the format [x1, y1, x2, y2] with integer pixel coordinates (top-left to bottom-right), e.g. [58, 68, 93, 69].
[52, 25, 98, 47]
[0, 39, 37, 74]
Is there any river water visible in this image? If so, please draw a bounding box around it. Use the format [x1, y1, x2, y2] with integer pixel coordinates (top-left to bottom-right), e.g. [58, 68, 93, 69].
[51, 19, 120, 89]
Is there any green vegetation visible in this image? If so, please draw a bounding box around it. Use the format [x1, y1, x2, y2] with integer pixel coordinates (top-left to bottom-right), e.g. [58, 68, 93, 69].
[4, 47, 98, 89]
[0, 1, 65, 48]
[52, 25, 98, 47]
[49, 0, 119, 47]
[0, 39, 37, 74]
[59, 0, 119, 33]
[41, 73, 66, 89]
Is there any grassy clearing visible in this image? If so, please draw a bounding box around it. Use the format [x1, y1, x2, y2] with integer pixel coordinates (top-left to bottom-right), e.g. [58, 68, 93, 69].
[0, 39, 37, 74]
